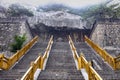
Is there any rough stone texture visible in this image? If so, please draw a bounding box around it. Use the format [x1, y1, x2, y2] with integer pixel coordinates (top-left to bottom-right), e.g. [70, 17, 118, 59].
[0, 18, 32, 57]
[29, 11, 87, 29]
[0, 23, 20, 51]
[91, 20, 120, 56]
[0, 6, 6, 18]
[20, 21, 32, 43]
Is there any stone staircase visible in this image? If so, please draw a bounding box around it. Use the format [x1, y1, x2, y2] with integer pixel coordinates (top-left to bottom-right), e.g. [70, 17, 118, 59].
[0, 41, 48, 80]
[74, 42, 120, 80]
[0, 38, 120, 80]
[38, 42, 85, 80]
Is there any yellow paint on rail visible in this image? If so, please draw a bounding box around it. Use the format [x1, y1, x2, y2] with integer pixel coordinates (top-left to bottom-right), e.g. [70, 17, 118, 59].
[85, 36, 120, 70]
[21, 36, 53, 80]
[69, 35, 102, 80]
[0, 36, 38, 70]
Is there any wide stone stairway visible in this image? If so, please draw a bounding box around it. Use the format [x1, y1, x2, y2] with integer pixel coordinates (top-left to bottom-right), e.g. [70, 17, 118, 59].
[0, 41, 48, 80]
[38, 42, 85, 80]
[0, 36, 120, 80]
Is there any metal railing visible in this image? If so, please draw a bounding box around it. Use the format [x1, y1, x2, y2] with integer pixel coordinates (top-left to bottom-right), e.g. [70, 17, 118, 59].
[21, 56, 42, 80]
[69, 35, 102, 80]
[21, 35, 53, 80]
[69, 35, 80, 69]
[85, 36, 120, 70]
[0, 36, 38, 70]
[80, 54, 102, 80]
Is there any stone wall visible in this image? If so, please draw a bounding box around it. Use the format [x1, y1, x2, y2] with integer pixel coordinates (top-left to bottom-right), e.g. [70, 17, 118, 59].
[0, 19, 32, 57]
[0, 23, 20, 51]
[91, 21, 120, 49]
[19, 21, 32, 43]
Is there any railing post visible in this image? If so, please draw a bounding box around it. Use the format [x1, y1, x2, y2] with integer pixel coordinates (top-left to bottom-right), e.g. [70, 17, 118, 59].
[78, 56, 81, 70]
[41, 57, 44, 70]
[30, 62, 35, 80]
[73, 47, 77, 59]
[80, 53, 85, 69]
[88, 62, 92, 80]
[0, 54, 4, 68]
[113, 58, 116, 70]
[38, 56, 42, 69]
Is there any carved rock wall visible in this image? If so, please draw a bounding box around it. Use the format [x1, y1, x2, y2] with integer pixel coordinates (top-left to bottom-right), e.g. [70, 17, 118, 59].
[91, 21, 120, 48]
[0, 20, 32, 57]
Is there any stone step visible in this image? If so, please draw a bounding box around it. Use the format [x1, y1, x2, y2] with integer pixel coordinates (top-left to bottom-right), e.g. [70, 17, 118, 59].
[97, 70, 119, 80]
[38, 69, 84, 80]
[0, 70, 23, 79]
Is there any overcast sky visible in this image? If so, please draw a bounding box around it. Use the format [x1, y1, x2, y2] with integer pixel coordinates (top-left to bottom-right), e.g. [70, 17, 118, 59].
[1, 0, 107, 8]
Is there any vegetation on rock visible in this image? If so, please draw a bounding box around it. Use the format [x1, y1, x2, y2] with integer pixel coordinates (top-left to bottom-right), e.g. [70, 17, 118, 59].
[10, 34, 26, 52]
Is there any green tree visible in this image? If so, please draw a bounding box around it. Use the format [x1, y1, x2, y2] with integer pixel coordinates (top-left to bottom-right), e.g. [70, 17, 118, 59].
[11, 34, 26, 52]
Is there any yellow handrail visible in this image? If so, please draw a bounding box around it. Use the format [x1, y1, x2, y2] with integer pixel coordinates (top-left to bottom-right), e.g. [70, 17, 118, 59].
[21, 56, 42, 80]
[84, 36, 120, 70]
[68, 35, 80, 69]
[0, 36, 38, 70]
[21, 35, 53, 80]
[80, 54, 102, 80]
[41, 35, 53, 70]
[69, 35, 79, 59]
[69, 35, 102, 80]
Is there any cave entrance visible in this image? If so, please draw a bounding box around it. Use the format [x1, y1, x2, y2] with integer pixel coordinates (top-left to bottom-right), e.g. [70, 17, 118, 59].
[31, 24, 90, 42]
[48, 27, 90, 42]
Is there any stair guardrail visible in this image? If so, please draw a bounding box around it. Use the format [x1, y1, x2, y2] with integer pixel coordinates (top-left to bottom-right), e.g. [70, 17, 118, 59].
[21, 35, 53, 80]
[80, 54, 102, 80]
[69, 35, 102, 80]
[85, 36, 120, 70]
[21, 56, 42, 80]
[69, 35, 80, 69]
[0, 36, 38, 70]
[41, 35, 53, 70]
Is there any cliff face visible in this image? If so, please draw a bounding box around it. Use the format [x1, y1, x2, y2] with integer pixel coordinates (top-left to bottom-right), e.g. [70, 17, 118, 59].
[0, 6, 6, 18]
[91, 20, 120, 56]
[29, 11, 87, 29]
[0, 18, 32, 57]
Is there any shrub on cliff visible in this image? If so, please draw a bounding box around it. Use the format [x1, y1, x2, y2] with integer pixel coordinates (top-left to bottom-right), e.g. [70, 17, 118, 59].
[10, 34, 26, 52]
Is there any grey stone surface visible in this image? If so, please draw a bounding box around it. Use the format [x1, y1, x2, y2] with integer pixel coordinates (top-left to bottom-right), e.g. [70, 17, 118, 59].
[0, 18, 32, 57]
[0, 23, 20, 52]
[29, 11, 87, 29]
[91, 21, 120, 56]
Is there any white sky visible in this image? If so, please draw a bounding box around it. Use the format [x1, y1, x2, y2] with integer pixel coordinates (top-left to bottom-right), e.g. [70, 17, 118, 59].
[1, 0, 106, 8]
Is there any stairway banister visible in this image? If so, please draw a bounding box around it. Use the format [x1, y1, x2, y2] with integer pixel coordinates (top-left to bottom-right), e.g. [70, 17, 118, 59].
[84, 35, 118, 70]
[68, 35, 79, 58]
[69, 35, 81, 70]
[89, 66, 103, 80]
[21, 66, 34, 80]
[0, 36, 38, 70]
[43, 35, 53, 60]
[21, 35, 53, 80]
[0, 54, 10, 69]
[80, 54, 102, 80]
[21, 55, 42, 80]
